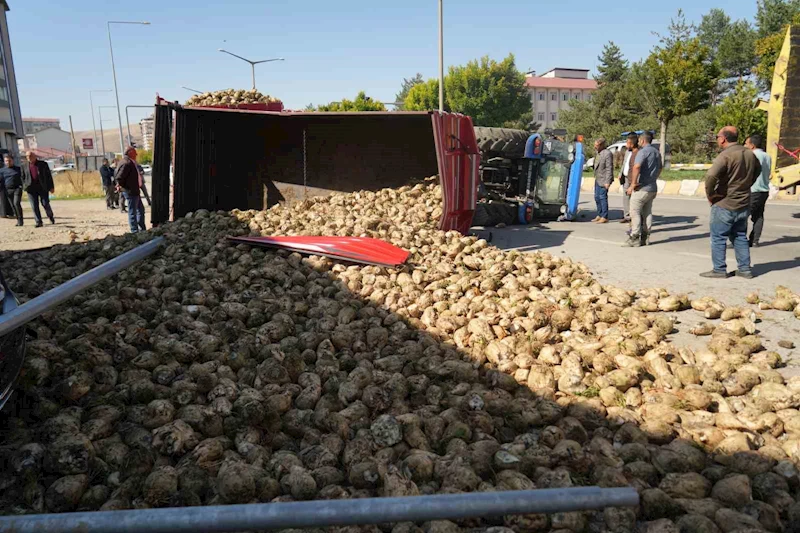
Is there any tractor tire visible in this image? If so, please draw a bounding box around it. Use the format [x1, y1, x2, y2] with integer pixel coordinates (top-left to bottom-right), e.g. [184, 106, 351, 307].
[472, 202, 518, 227]
[473, 127, 529, 159]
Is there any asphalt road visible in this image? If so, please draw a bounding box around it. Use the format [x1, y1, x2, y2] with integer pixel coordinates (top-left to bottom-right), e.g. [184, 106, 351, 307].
[482, 193, 800, 368]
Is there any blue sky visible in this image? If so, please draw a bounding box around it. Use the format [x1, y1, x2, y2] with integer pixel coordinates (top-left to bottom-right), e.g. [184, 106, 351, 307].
[10, 0, 757, 131]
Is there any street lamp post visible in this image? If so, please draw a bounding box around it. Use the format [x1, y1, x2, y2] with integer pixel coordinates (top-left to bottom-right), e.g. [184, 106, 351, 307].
[438, 0, 444, 112]
[89, 89, 112, 156]
[218, 49, 284, 91]
[108, 20, 150, 155]
[98, 106, 117, 157]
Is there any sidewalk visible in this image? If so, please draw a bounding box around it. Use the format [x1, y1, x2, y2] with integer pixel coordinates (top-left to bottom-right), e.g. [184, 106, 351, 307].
[580, 177, 800, 202]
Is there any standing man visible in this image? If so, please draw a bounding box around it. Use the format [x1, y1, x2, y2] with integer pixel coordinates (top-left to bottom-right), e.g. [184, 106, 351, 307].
[591, 138, 613, 223]
[623, 132, 661, 247]
[21, 152, 55, 228]
[0, 153, 24, 226]
[115, 146, 146, 233]
[99, 158, 116, 210]
[744, 134, 771, 248]
[136, 162, 152, 206]
[702, 126, 761, 279]
[618, 133, 639, 224]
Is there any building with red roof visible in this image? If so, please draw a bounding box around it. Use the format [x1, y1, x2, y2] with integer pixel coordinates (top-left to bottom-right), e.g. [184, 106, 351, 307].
[525, 68, 597, 131]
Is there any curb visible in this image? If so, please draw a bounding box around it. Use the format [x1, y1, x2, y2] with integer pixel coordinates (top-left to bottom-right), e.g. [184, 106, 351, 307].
[579, 177, 800, 202]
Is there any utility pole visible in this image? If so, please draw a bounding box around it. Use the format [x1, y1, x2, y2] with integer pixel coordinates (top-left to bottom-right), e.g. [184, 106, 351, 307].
[438, 0, 444, 112]
[89, 89, 112, 156]
[69, 115, 79, 170]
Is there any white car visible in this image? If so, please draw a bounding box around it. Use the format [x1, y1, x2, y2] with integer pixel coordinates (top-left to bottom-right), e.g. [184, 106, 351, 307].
[141, 164, 152, 175]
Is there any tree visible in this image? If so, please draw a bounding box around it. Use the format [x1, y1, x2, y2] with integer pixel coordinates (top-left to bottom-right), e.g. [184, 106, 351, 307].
[654, 9, 696, 47]
[395, 74, 424, 110]
[404, 79, 443, 112]
[756, 0, 800, 37]
[715, 80, 768, 141]
[595, 42, 628, 85]
[698, 8, 731, 63]
[755, 12, 800, 87]
[632, 35, 719, 162]
[404, 54, 530, 128]
[718, 20, 757, 80]
[444, 54, 530, 127]
[314, 91, 386, 112]
[137, 149, 153, 165]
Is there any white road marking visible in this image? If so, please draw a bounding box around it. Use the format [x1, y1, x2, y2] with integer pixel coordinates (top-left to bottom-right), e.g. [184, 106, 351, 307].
[775, 224, 800, 230]
[678, 252, 710, 259]
[571, 236, 624, 246]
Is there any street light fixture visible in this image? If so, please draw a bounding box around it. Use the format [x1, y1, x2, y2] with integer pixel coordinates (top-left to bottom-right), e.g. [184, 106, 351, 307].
[108, 20, 150, 154]
[89, 89, 113, 156]
[218, 49, 284, 91]
[98, 105, 117, 157]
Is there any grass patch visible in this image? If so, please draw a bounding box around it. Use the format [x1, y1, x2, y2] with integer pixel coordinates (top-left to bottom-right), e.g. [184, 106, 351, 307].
[575, 386, 600, 398]
[584, 169, 707, 181]
[52, 171, 105, 199]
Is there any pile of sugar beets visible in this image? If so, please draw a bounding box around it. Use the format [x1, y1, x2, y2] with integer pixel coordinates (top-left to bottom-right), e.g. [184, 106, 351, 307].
[1, 177, 800, 533]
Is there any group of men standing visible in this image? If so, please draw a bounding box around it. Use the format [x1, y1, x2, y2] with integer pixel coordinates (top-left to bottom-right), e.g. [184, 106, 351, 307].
[98, 146, 149, 234]
[590, 126, 770, 278]
[592, 131, 661, 247]
[0, 151, 56, 227]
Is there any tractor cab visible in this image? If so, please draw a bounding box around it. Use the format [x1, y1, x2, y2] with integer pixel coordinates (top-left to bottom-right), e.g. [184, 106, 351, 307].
[524, 129, 584, 220]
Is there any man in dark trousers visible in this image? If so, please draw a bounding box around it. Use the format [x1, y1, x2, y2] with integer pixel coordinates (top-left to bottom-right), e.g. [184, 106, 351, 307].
[744, 134, 771, 247]
[0, 153, 24, 225]
[100, 158, 116, 210]
[21, 151, 55, 228]
[702, 126, 761, 279]
[115, 146, 146, 233]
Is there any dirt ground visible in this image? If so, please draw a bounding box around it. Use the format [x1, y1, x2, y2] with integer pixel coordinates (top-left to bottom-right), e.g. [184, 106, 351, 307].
[0, 197, 132, 252]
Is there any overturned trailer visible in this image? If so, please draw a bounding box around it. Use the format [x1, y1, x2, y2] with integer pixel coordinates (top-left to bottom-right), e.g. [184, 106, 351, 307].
[151, 98, 481, 234]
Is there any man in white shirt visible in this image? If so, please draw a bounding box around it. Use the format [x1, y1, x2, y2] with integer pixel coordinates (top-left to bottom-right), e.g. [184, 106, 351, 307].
[744, 134, 771, 247]
[618, 133, 638, 224]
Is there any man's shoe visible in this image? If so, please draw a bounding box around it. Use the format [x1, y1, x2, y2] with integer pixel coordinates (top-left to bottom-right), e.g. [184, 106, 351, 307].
[49, 218, 55, 225]
[121, 209, 127, 213]
[590, 216, 600, 222]
[750, 241, 759, 248]
[641, 233, 651, 246]
[622, 236, 641, 247]
[35, 222, 43, 228]
[700, 270, 729, 278]
[620, 218, 630, 224]
[736, 270, 754, 279]
[15, 222, 22, 227]
[595, 218, 608, 224]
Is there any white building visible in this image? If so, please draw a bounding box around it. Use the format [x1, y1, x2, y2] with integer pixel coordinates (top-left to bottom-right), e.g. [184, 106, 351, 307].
[139, 115, 154, 151]
[23, 117, 61, 135]
[18, 127, 72, 154]
[525, 68, 597, 131]
[0, 1, 23, 154]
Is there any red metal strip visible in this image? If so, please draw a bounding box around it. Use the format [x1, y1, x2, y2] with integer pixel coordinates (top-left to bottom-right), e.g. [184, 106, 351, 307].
[228, 236, 409, 267]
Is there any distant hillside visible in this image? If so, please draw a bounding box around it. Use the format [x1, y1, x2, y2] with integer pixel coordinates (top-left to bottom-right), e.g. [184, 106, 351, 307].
[73, 124, 144, 154]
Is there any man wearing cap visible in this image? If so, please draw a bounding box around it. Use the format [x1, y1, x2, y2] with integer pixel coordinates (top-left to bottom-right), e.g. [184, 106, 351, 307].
[21, 151, 55, 227]
[115, 146, 146, 233]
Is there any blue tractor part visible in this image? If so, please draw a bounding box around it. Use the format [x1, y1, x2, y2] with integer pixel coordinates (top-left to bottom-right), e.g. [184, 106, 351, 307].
[561, 141, 585, 221]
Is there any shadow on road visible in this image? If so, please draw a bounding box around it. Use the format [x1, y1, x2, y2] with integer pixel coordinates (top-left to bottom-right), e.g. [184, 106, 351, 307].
[488, 224, 572, 252]
[655, 232, 710, 244]
[650, 224, 701, 235]
[759, 235, 800, 248]
[651, 215, 699, 226]
[753, 256, 800, 276]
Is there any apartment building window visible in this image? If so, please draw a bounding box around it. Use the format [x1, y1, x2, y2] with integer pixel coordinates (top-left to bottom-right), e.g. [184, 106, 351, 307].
[573, 94, 580, 100]
[0, 86, 8, 102]
[587, 94, 593, 101]
[562, 93, 569, 101]
[538, 92, 545, 101]
[551, 112, 557, 122]
[551, 92, 557, 101]
[537, 113, 545, 122]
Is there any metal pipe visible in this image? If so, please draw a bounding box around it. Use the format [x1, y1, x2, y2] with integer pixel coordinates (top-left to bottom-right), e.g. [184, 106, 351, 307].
[0, 487, 638, 533]
[0, 237, 164, 337]
[438, 0, 444, 112]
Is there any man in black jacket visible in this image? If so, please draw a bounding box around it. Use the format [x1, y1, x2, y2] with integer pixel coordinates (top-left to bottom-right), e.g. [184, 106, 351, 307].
[99, 158, 116, 210]
[0, 153, 24, 225]
[21, 152, 55, 227]
[115, 146, 146, 233]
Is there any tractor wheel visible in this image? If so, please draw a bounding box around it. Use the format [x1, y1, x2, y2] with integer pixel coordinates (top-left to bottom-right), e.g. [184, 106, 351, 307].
[473, 127, 530, 159]
[472, 202, 518, 227]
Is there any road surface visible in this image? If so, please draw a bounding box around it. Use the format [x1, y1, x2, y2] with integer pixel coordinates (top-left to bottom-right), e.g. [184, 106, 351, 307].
[485, 193, 800, 370]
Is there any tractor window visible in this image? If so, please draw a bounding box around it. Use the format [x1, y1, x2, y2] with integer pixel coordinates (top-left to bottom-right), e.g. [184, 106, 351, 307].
[537, 161, 570, 204]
